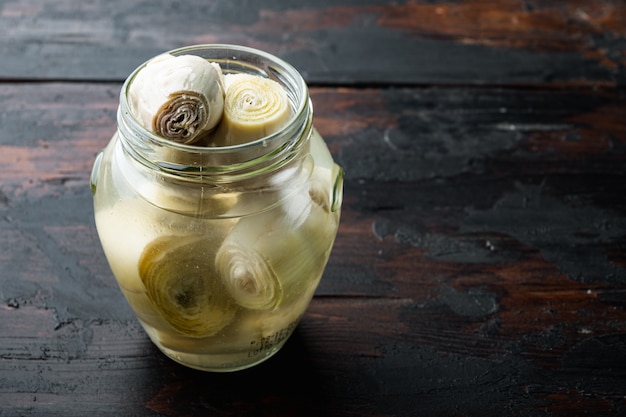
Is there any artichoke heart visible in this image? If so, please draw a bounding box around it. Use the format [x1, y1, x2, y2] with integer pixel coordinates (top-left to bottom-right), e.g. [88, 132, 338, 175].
[215, 242, 281, 311]
[128, 53, 225, 144]
[138, 235, 236, 337]
[209, 73, 293, 146]
[215, 198, 336, 311]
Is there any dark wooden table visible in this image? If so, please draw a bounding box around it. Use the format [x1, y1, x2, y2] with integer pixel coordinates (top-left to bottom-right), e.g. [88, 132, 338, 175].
[1, 1, 625, 416]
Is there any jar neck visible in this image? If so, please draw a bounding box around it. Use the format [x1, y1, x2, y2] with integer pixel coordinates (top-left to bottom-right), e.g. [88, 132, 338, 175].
[116, 44, 313, 185]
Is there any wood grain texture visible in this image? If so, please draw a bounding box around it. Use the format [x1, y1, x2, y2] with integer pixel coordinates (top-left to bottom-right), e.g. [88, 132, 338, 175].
[1, 1, 626, 415]
[1, 82, 625, 416]
[0, 0, 624, 86]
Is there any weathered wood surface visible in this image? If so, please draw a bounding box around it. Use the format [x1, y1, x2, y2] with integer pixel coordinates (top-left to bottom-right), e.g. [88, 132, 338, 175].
[0, 0, 625, 86]
[2, 82, 626, 416]
[1, 0, 626, 416]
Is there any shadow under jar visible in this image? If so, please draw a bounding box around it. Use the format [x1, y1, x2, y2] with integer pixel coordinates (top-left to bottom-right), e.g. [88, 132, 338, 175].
[90, 45, 343, 372]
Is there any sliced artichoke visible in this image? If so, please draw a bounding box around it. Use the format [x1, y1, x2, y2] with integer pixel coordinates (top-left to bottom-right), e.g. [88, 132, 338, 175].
[209, 73, 293, 146]
[215, 196, 336, 311]
[138, 235, 237, 337]
[128, 53, 225, 144]
[214, 235, 281, 311]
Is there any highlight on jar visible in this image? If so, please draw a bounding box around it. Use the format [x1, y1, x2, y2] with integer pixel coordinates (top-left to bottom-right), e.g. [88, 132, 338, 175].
[90, 44, 344, 372]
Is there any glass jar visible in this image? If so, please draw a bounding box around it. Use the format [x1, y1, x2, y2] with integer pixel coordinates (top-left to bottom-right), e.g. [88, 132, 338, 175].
[90, 45, 343, 372]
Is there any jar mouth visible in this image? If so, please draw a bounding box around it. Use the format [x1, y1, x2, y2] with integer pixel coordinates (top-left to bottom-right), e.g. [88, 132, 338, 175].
[117, 44, 311, 178]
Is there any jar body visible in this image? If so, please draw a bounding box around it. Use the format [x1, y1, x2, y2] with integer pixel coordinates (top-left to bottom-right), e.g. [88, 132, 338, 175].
[91, 45, 343, 372]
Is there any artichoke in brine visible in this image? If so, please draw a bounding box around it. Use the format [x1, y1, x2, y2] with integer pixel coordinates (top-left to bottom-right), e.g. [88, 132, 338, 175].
[215, 190, 337, 311]
[128, 53, 225, 144]
[139, 235, 237, 337]
[215, 240, 281, 311]
[208, 73, 293, 146]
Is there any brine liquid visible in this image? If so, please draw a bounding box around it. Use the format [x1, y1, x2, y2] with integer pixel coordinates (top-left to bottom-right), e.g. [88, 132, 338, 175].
[94, 130, 340, 371]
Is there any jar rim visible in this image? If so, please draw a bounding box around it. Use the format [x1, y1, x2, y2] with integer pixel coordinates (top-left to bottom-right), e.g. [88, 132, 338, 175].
[117, 44, 312, 177]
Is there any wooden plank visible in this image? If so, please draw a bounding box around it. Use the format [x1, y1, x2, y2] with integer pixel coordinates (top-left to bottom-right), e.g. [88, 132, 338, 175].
[1, 298, 625, 416]
[1, 82, 626, 415]
[1, 83, 625, 300]
[0, 0, 624, 85]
